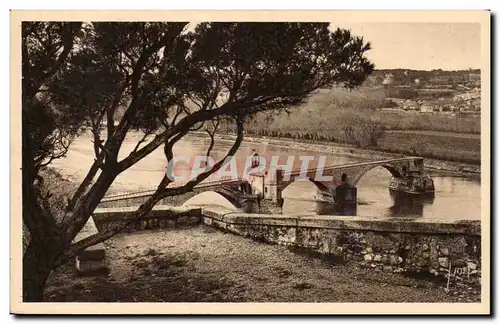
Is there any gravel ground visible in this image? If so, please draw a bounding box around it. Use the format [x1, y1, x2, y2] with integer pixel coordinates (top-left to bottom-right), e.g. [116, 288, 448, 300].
[44, 226, 480, 303]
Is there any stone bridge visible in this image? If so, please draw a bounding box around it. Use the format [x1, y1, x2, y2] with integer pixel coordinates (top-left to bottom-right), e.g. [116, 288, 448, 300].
[250, 157, 427, 204]
[99, 177, 244, 207]
[99, 178, 258, 212]
[100, 157, 430, 213]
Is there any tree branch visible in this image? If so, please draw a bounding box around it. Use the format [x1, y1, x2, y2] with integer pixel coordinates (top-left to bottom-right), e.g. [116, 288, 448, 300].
[164, 128, 189, 162]
[65, 151, 106, 212]
[161, 118, 244, 196]
[131, 131, 154, 154]
[116, 100, 248, 172]
[108, 24, 188, 156]
[32, 23, 81, 92]
[204, 118, 220, 158]
[65, 119, 244, 258]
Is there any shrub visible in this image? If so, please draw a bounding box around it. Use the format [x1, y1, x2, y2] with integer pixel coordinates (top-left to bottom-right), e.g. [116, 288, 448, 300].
[337, 111, 385, 147]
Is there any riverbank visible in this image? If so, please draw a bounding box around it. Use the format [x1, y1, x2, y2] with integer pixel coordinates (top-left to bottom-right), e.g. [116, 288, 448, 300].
[186, 132, 480, 175]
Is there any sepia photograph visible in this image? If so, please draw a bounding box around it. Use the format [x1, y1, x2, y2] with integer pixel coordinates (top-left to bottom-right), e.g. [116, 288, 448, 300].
[9, 10, 490, 315]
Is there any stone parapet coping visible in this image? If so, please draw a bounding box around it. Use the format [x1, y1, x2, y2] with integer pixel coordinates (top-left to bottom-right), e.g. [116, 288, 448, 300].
[72, 217, 106, 261]
[202, 206, 480, 236]
[93, 205, 201, 222]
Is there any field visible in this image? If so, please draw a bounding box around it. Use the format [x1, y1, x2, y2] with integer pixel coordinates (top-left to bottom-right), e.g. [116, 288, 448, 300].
[378, 111, 480, 134]
[251, 86, 480, 133]
[241, 128, 480, 165]
[377, 131, 480, 165]
[242, 87, 481, 164]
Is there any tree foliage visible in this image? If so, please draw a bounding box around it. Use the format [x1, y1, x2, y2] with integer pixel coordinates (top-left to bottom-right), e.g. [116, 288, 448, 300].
[22, 22, 83, 174]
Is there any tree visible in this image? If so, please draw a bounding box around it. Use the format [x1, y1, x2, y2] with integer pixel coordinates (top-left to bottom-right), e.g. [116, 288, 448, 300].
[22, 21, 85, 301]
[21, 21, 374, 301]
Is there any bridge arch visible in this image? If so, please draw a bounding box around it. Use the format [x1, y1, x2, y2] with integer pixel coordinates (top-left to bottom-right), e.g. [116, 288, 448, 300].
[282, 177, 333, 199]
[281, 178, 334, 215]
[181, 189, 241, 211]
[350, 164, 403, 186]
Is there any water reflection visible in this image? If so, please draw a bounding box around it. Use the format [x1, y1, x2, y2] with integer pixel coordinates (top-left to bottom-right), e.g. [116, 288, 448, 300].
[385, 191, 435, 218]
[433, 177, 451, 192]
[356, 167, 480, 220]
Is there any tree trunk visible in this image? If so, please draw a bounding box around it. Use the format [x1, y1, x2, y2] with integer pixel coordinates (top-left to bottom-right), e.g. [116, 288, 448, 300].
[64, 169, 116, 241]
[23, 243, 58, 302]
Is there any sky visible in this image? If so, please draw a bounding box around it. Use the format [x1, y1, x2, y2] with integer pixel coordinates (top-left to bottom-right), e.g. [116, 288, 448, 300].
[186, 22, 481, 71]
[331, 22, 481, 71]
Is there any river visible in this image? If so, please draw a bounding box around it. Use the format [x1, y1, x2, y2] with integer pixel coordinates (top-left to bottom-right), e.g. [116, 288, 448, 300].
[52, 131, 481, 221]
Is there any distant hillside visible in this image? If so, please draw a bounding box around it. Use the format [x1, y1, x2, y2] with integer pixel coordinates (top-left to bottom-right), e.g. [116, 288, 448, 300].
[365, 69, 480, 87]
[247, 85, 480, 137]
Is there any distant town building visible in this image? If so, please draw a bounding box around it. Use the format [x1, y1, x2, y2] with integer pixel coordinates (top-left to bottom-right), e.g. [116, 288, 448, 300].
[468, 72, 481, 83]
[420, 104, 434, 113]
[382, 73, 394, 85]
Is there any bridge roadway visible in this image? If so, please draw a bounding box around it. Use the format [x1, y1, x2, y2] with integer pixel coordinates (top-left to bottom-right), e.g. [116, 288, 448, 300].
[286, 157, 423, 177]
[101, 157, 425, 204]
[100, 176, 242, 204]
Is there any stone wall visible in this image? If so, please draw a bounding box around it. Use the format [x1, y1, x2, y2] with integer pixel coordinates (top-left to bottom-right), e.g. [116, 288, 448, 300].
[93, 205, 202, 233]
[202, 207, 481, 285]
[72, 217, 107, 275]
[72, 206, 201, 276]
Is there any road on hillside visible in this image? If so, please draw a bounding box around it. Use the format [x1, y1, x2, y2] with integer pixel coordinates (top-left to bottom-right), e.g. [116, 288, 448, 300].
[386, 130, 480, 139]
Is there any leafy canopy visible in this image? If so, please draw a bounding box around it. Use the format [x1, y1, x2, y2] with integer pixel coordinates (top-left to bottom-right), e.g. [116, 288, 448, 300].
[29, 22, 373, 150]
